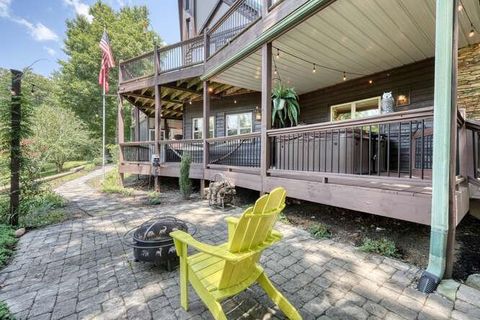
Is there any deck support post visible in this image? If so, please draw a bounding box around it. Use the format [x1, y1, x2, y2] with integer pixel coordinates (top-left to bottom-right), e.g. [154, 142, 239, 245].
[134, 107, 140, 141]
[117, 94, 125, 186]
[202, 81, 211, 195]
[154, 44, 161, 192]
[260, 42, 272, 194]
[154, 84, 161, 192]
[418, 0, 457, 293]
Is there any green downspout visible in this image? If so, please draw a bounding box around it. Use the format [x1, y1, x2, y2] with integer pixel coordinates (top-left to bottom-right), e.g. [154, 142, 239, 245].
[417, 0, 455, 293]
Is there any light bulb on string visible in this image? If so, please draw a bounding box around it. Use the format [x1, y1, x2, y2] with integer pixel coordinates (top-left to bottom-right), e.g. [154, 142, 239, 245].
[276, 48, 280, 59]
[312, 64, 316, 73]
[469, 25, 475, 37]
[369, 79, 373, 84]
[343, 72, 347, 81]
[274, 66, 278, 75]
[458, 3, 463, 11]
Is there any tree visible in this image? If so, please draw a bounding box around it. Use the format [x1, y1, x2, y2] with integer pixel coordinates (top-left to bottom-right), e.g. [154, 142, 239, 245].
[57, 2, 161, 143]
[31, 104, 94, 173]
[179, 154, 192, 200]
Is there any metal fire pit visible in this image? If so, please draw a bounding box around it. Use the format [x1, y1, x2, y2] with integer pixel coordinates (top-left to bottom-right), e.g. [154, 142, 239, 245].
[122, 216, 196, 271]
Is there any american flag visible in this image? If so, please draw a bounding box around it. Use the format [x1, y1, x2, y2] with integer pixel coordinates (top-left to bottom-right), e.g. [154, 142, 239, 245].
[98, 30, 115, 93]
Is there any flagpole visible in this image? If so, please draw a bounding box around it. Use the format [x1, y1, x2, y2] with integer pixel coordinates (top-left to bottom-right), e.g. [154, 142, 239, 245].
[102, 75, 106, 180]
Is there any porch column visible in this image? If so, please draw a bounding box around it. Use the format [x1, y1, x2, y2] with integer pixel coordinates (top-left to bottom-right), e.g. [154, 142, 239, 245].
[418, 0, 457, 292]
[134, 107, 140, 141]
[117, 94, 125, 186]
[202, 81, 211, 196]
[260, 42, 272, 193]
[154, 84, 161, 192]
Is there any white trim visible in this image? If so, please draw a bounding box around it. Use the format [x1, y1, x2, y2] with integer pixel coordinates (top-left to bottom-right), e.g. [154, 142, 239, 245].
[330, 96, 381, 122]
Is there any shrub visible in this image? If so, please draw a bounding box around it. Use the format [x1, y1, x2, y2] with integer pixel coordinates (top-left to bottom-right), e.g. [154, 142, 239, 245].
[101, 168, 134, 196]
[106, 144, 119, 165]
[0, 224, 17, 268]
[308, 223, 331, 239]
[179, 154, 192, 200]
[147, 192, 162, 205]
[360, 238, 399, 258]
[0, 189, 66, 228]
[0, 301, 14, 320]
[84, 162, 97, 171]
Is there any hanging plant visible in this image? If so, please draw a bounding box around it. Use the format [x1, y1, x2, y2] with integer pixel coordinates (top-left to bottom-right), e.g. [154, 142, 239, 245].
[271, 82, 300, 128]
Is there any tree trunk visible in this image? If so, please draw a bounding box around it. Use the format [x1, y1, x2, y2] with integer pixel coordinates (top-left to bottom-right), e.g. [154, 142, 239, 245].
[9, 70, 22, 226]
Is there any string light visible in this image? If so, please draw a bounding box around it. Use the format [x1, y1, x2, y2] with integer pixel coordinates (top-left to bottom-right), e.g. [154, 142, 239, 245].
[276, 48, 280, 59]
[369, 79, 373, 84]
[208, 87, 213, 93]
[234, 99, 237, 104]
[271, 45, 365, 82]
[458, 0, 478, 39]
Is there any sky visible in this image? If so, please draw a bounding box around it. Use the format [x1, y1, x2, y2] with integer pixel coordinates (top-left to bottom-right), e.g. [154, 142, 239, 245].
[0, 0, 180, 77]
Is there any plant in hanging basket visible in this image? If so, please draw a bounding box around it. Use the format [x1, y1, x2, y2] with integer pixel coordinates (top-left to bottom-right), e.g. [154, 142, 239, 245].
[272, 82, 300, 128]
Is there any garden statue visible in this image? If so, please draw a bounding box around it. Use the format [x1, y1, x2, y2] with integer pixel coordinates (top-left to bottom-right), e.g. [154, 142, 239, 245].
[381, 91, 395, 113]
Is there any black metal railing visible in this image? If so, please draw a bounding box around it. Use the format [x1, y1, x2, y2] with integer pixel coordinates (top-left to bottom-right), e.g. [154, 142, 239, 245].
[465, 118, 480, 179]
[207, 0, 263, 57]
[267, 107, 434, 179]
[120, 142, 154, 162]
[160, 140, 203, 163]
[207, 132, 261, 167]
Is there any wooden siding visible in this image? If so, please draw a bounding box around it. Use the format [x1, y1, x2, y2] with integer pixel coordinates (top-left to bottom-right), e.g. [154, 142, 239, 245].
[298, 59, 435, 124]
[183, 92, 261, 139]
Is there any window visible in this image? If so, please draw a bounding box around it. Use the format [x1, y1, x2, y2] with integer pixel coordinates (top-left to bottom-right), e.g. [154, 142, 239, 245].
[185, 0, 190, 10]
[226, 112, 253, 136]
[185, 18, 191, 39]
[192, 116, 215, 139]
[331, 97, 381, 122]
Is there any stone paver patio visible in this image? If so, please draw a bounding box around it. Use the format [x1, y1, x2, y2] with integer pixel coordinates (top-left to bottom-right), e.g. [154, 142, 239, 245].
[1, 168, 480, 319]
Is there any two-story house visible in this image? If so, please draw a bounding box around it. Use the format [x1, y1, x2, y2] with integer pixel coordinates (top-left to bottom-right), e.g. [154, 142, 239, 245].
[117, 0, 480, 290]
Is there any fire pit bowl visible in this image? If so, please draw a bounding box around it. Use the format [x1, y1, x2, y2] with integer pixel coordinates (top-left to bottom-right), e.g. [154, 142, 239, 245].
[122, 216, 196, 271]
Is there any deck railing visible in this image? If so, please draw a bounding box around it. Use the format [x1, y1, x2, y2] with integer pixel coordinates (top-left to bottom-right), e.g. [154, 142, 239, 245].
[267, 107, 434, 179]
[119, 0, 265, 82]
[158, 36, 205, 73]
[160, 139, 204, 163]
[465, 118, 480, 180]
[207, 132, 261, 167]
[120, 141, 155, 162]
[120, 51, 155, 82]
[207, 0, 263, 57]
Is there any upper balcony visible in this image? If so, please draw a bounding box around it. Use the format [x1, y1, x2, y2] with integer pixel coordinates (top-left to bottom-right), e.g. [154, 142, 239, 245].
[118, 0, 269, 90]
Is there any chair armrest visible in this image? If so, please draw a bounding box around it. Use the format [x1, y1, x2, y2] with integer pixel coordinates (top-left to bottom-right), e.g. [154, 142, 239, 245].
[170, 230, 256, 263]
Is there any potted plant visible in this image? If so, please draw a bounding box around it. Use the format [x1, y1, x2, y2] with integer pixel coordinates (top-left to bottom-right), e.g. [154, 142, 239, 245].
[271, 82, 300, 128]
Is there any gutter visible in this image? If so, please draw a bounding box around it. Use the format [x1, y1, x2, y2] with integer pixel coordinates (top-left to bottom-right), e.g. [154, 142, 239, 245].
[201, 0, 336, 81]
[417, 0, 455, 293]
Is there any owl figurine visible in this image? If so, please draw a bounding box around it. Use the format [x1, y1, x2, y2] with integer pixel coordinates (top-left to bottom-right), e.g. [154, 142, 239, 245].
[381, 92, 395, 114]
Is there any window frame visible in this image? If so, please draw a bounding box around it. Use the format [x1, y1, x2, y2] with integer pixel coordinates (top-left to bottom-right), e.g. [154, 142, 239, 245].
[192, 116, 215, 139]
[225, 112, 253, 136]
[330, 96, 381, 122]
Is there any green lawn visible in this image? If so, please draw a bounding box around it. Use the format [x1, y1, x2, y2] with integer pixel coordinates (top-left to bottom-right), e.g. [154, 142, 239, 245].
[38, 160, 89, 178]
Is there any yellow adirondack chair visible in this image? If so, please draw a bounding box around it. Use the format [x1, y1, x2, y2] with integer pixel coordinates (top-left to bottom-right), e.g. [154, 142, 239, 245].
[170, 187, 302, 320]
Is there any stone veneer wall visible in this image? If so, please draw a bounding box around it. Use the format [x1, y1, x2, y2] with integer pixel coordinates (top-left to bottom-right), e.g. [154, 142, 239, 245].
[458, 43, 480, 119]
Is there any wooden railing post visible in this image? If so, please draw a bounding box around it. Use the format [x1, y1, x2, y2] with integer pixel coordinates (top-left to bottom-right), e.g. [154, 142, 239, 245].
[204, 29, 210, 62]
[201, 81, 211, 196]
[261, 42, 272, 193]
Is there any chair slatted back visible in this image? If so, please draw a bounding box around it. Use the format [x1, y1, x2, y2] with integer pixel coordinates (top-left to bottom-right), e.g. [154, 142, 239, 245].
[218, 188, 286, 290]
